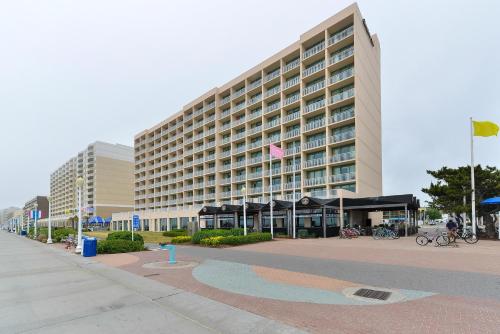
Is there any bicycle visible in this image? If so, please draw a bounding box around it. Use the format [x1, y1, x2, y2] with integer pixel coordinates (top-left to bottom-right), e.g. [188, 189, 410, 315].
[372, 227, 399, 240]
[449, 227, 478, 244]
[339, 227, 360, 239]
[416, 229, 449, 246]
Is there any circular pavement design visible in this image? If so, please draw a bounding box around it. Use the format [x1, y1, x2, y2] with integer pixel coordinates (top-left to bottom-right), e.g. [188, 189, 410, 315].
[192, 260, 435, 305]
[143, 260, 198, 270]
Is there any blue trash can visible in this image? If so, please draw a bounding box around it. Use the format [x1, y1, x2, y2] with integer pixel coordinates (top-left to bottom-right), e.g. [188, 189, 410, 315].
[82, 237, 97, 257]
[20, 230, 27, 236]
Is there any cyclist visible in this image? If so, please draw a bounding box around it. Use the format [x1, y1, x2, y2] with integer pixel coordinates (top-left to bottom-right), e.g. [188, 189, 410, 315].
[446, 218, 458, 242]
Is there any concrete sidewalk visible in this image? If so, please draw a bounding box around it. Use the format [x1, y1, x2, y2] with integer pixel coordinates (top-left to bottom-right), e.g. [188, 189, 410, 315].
[0, 232, 304, 334]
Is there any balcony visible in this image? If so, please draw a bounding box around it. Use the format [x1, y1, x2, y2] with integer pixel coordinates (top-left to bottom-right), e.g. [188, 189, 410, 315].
[248, 125, 262, 135]
[248, 140, 262, 149]
[220, 95, 231, 105]
[284, 192, 302, 201]
[248, 79, 262, 91]
[206, 154, 215, 161]
[233, 174, 246, 182]
[221, 177, 231, 185]
[330, 130, 355, 143]
[331, 151, 355, 163]
[330, 87, 354, 104]
[284, 58, 300, 72]
[303, 60, 325, 77]
[264, 118, 281, 129]
[329, 45, 354, 65]
[265, 135, 281, 144]
[247, 95, 262, 106]
[304, 99, 325, 113]
[220, 191, 232, 198]
[304, 118, 326, 132]
[233, 88, 246, 100]
[235, 145, 246, 154]
[329, 66, 354, 85]
[303, 40, 325, 59]
[264, 69, 280, 83]
[303, 157, 326, 168]
[303, 137, 326, 150]
[303, 177, 326, 187]
[219, 150, 232, 158]
[234, 160, 246, 168]
[248, 109, 262, 120]
[206, 179, 216, 186]
[248, 156, 262, 165]
[233, 102, 246, 113]
[265, 86, 281, 98]
[284, 93, 300, 106]
[233, 132, 246, 141]
[283, 76, 300, 90]
[220, 123, 231, 132]
[221, 164, 232, 171]
[284, 181, 301, 190]
[303, 80, 325, 96]
[283, 111, 300, 123]
[248, 187, 263, 195]
[284, 147, 300, 157]
[328, 25, 353, 46]
[330, 172, 355, 183]
[284, 128, 300, 139]
[204, 114, 216, 125]
[265, 101, 281, 114]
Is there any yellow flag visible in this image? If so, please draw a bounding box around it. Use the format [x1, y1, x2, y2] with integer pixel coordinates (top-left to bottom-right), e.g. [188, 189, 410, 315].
[473, 121, 499, 137]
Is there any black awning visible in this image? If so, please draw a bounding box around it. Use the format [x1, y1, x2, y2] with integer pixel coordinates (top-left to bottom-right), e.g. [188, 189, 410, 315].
[219, 204, 243, 214]
[245, 202, 266, 213]
[261, 199, 294, 211]
[295, 196, 333, 209]
[198, 206, 219, 215]
[334, 194, 420, 211]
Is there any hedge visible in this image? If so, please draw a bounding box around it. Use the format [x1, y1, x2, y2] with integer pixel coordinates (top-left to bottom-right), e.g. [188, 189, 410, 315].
[171, 236, 192, 244]
[200, 232, 272, 247]
[163, 229, 187, 237]
[192, 228, 244, 244]
[107, 231, 144, 244]
[97, 239, 144, 254]
[53, 228, 76, 242]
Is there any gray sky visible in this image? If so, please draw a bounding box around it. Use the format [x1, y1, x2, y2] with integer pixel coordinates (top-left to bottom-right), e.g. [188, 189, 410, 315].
[1, 0, 499, 209]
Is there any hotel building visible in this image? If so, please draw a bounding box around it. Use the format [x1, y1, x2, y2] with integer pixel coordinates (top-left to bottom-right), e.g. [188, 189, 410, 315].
[113, 3, 381, 231]
[47, 141, 135, 226]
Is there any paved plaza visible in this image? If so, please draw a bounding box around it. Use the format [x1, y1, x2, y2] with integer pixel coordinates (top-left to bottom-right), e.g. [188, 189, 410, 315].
[3, 232, 500, 333]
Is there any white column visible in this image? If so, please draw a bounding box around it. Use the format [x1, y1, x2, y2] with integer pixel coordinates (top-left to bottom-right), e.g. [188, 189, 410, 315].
[269, 155, 274, 239]
[75, 178, 83, 253]
[292, 152, 296, 239]
[470, 117, 477, 235]
[47, 198, 53, 244]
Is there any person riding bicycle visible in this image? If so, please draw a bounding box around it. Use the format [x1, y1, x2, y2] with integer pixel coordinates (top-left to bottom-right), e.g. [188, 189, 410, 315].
[446, 218, 458, 242]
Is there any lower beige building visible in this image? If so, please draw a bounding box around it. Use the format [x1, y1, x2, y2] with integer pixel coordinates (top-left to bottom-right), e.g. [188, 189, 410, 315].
[46, 141, 135, 226]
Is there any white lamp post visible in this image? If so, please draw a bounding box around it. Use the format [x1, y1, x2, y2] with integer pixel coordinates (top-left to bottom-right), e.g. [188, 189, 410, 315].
[47, 196, 53, 244]
[33, 202, 38, 238]
[242, 186, 247, 236]
[75, 177, 84, 253]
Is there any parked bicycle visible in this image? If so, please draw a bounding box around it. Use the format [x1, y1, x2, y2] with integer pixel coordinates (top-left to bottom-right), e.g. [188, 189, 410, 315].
[339, 227, 360, 239]
[449, 227, 478, 244]
[416, 229, 449, 247]
[372, 227, 399, 240]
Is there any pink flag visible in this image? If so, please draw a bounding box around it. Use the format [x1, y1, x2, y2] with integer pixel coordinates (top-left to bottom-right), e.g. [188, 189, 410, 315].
[270, 143, 284, 159]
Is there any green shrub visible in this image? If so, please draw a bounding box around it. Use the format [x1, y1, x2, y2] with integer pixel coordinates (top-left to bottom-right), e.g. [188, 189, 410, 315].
[171, 236, 192, 244]
[200, 236, 224, 247]
[192, 228, 244, 244]
[107, 231, 144, 244]
[163, 229, 188, 237]
[298, 229, 309, 238]
[53, 228, 76, 242]
[97, 239, 144, 254]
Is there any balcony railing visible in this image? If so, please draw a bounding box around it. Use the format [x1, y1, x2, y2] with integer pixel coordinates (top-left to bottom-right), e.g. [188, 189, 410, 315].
[283, 111, 300, 123]
[247, 95, 262, 106]
[265, 135, 281, 144]
[234, 160, 246, 168]
[329, 45, 354, 65]
[233, 131, 246, 141]
[248, 79, 262, 90]
[284, 147, 300, 157]
[331, 151, 355, 163]
[330, 87, 354, 104]
[220, 123, 231, 132]
[220, 191, 231, 198]
[221, 164, 231, 171]
[233, 174, 246, 182]
[284, 58, 300, 72]
[304, 118, 325, 132]
[265, 86, 281, 98]
[249, 109, 262, 120]
[303, 157, 326, 168]
[233, 117, 246, 127]
[248, 187, 263, 195]
[264, 118, 281, 129]
[233, 88, 246, 99]
[284, 128, 300, 139]
[284, 181, 301, 190]
[303, 60, 325, 77]
[303, 80, 325, 96]
[303, 40, 325, 59]
[303, 137, 326, 150]
[330, 172, 355, 183]
[283, 75, 300, 90]
[329, 66, 354, 85]
[248, 125, 262, 135]
[284, 93, 300, 106]
[329, 107, 354, 124]
[221, 177, 231, 185]
[303, 177, 325, 187]
[220, 109, 231, 119]
[248, 140, 262, 149]
[235, 145, 246, 154]
[248, 156, 262, 165]
[233, 102, 246, 113]
[304, 99, 325, 113]
[265, 101, 281, 113]
[219, 150, 232, 158]
[220, 96, 231, 105]
[330, 130, 355, 143]
[328, 25, 353, 46]
[264, 69, 280, 82]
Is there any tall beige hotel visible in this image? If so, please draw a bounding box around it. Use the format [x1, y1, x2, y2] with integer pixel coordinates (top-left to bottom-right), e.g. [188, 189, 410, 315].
[117, 4, 381, 230]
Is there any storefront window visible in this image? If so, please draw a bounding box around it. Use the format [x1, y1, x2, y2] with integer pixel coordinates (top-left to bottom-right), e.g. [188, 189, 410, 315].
[169, 218, 178, 230]
[160, 218, 168, 231]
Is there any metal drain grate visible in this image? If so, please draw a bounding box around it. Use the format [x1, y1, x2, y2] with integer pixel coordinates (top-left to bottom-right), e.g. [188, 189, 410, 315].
[353, 288, 391, 301]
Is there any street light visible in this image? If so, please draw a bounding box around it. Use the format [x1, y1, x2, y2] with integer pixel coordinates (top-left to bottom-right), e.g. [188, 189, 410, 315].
[242, 186, 247, 236]
[47, 196, 53, 244]
[75, 177, 84, 253]
[33, 202, 38, 238]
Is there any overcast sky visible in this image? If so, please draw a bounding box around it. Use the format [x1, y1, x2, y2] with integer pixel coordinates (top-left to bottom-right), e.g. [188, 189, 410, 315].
[1, 0, 499, 209]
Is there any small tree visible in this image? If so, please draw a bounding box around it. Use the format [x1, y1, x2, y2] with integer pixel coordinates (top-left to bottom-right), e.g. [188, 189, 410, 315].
[426, 207, 442, 221]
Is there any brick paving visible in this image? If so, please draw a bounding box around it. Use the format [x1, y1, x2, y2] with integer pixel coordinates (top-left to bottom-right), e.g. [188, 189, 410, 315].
[92, 238, 500, 333]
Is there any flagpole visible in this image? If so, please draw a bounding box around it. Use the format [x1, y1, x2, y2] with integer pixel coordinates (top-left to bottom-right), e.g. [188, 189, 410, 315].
[292, 149, 296, 239]
[269, 152, 274, 239]
[470, 117, 476, 235]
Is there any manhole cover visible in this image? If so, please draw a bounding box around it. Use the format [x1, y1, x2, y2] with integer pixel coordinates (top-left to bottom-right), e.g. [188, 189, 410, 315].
[353, 288, 391, 301]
